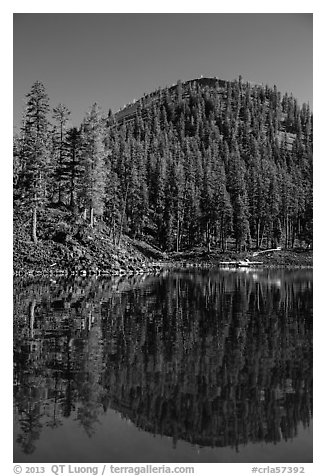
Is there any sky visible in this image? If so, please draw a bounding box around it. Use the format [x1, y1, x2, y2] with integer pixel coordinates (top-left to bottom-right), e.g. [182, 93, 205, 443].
[13, 13, 313, 129]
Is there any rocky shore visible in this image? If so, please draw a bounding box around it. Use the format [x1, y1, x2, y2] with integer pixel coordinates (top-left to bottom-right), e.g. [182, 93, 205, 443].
[14, 208, 312, 278]
[13, 208, 168, 277]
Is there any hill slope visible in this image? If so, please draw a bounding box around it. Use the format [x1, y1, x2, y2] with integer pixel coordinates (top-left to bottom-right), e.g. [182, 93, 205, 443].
[14, 76, 313, 273]
[107, 76, 312, 252]
[13, 206, 166, 276]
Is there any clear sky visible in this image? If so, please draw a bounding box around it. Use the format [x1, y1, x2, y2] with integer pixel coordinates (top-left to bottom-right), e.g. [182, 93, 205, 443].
[13, 13, 313, 129]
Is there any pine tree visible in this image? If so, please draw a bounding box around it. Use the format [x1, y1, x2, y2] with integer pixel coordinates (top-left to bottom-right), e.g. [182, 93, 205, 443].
[80, 104, 106, 227]
[200, 148, 216, 252]
[228, 143, 250, 251]
[213, 156, 233, 251]
[182, 139, 202, 248]
[125, 139, 149, 238]
[104, 158, 122, 244]
[152, 152, 167, 248]
[13, 133, 23, 203]
[19, 81, 50, 243]
[64, 127, 83, 212]
[52, 103, 71, 204]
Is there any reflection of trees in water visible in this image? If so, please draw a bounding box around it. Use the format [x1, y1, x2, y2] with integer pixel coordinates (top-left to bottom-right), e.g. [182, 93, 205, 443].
[13, 270, 312, 454]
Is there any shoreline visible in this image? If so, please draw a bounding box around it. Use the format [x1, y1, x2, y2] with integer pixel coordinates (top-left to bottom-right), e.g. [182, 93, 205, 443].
[14, 208, 312, 279]
[13, 250, 313, 278]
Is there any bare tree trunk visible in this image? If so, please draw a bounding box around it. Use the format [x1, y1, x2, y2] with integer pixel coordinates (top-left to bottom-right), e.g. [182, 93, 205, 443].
[70, 189, 74, 209]
[176, 218, 179, 253]
[220, 216, 225, 251]
[291, 219, 296, 249]
[177, 215, 184, 252]
[32, 206, 37, 244]
[112, 221, 116, 246]
[117, 184, 129, 247]
[259, 223, 265, 249]
[206, 222, 211, 253]
[70, 146, 76, 210]
[29, 299, 36, 338]
[256, 221, 260, 249]
[285, 214, 289, 249]
[90, 207, 94, 227]
[58, 125, 63, 204]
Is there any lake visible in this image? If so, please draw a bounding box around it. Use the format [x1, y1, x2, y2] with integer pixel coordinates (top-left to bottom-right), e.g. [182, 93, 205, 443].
[13, 268, 313, 463]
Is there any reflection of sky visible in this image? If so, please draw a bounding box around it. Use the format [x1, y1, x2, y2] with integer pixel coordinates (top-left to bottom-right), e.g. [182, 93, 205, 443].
[219, 268, 313, 289]
[13, 408, 313, 463]
[251, 273, 282, 288]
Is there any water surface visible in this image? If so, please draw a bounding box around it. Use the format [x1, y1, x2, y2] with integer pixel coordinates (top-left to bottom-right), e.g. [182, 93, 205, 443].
[13, 268, 313, 462]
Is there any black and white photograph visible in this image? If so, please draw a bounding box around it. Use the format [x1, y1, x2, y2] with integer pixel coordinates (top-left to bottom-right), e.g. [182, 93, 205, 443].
[10, 7, 315, 474]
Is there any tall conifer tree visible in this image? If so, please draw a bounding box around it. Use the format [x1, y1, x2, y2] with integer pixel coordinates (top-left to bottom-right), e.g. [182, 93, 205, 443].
[19, 81, 50, 243]
[52, 103, 71, 204]
[80, 104, 106, 227]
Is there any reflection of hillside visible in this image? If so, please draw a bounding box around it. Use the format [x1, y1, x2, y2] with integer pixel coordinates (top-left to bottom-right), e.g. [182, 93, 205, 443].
[14, 271, 312, 455]
[100, 274, 312, 449]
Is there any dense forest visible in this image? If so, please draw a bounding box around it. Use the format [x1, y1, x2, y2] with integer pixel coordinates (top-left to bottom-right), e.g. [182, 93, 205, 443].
[13, 76, 313, 257]
[13, 270, 312, 455]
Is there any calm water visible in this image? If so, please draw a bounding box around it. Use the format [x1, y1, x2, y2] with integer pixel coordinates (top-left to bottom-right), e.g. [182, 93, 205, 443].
[13, 268, 313, 463]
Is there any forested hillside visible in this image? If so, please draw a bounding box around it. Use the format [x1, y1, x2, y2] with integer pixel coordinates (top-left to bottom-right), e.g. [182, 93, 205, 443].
[13, 76, 313, 269]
